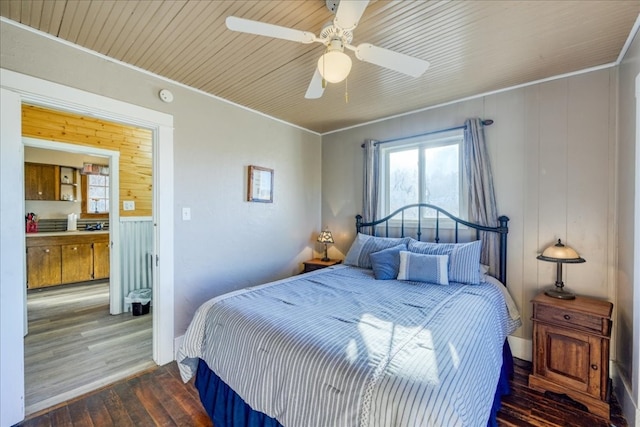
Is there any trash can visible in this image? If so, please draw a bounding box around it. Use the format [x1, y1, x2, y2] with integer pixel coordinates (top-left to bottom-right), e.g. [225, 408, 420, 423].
[125, 288, 152, 316]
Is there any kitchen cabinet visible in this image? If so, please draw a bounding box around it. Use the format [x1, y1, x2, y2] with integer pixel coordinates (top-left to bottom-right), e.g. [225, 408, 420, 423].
[26, 245, 62, 288]
[59, 166, 78, 201]
[24, 163, 78, 201]
[528, 293, 613, 419]
[61, 243, 93, 283]
[92, 240, 110, 280]
[25, 162, 59, 201]
[26, 233, 110, 288]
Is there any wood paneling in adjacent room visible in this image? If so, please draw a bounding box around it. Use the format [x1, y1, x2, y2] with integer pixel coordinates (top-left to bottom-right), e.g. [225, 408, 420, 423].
[21, 104, 152, 216]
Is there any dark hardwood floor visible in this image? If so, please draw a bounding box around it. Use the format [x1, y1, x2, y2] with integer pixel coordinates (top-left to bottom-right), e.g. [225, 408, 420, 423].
[16, 358, 628, 427]
[16, 362, 212, 427]
[499, 358, 627, 427]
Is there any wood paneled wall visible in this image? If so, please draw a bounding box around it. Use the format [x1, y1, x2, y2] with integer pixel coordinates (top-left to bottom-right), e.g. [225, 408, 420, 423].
[22, 105, 152, 217]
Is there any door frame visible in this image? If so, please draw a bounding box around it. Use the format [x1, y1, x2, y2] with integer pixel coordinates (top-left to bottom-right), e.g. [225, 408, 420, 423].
[0, 68, 175, 426]
[22, 138, 122, 314]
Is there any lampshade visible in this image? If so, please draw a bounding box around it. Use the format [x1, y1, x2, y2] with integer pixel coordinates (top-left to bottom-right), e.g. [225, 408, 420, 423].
[537, 239, 585, 300]
[317, 229, 334, 244]
[537, 239, 585, 264]
[317, 228, 334, 262]
[317, 50, 352, 83]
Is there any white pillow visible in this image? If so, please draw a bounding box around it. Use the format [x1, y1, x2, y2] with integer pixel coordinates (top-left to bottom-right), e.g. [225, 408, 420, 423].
[397, 251, 449, 285]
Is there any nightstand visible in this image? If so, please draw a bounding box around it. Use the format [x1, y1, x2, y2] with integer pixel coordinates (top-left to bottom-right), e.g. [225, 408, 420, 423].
[528, 292, 613, 419]
[302, 258, 341, 273]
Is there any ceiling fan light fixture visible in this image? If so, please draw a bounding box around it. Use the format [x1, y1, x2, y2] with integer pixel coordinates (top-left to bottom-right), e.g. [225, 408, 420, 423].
[317, 50, 352, 83]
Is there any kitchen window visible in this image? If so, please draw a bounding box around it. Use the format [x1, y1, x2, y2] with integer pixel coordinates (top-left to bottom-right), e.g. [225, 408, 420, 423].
[81, 168, 109, 217]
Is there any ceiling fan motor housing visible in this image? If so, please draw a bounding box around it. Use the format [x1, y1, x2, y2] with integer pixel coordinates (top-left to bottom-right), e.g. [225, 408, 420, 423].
[320, 21, 353, 45]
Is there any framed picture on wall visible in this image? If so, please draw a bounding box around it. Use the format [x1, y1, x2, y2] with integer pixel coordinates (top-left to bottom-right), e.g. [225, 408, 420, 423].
[247, 165, 274, 203]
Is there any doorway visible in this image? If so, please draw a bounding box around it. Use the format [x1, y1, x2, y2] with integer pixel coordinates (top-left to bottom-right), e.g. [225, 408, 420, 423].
[21, 141, 155, 414]
[0, 69, 175, 426]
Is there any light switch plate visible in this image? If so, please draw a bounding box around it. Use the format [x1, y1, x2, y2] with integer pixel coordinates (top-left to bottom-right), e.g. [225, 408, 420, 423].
[182, 207, 191, 221]
[123, 200, 135, 211]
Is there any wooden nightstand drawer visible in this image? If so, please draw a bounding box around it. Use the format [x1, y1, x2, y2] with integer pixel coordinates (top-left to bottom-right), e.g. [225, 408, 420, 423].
[533, 294, 613, 336]
[535, 304, 607, 335]
[302, 258, 341, 273]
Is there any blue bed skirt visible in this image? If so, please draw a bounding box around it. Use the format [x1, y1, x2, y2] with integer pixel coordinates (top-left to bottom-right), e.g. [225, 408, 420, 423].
[195, 340, 514, 427]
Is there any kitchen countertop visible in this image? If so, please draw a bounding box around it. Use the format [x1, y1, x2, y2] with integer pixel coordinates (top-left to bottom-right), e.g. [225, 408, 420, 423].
[26, 230, 109, 238]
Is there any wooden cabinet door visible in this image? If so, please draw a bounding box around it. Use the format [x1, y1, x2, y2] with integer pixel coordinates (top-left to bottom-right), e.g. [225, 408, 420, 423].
[61, 243, 93, 283]
[24, 163, 41, 200]
[27, 245, 61, 288]
[534, 323, 602, 397]
[93, 241, 110, 280]
[25, 163, 58, 200]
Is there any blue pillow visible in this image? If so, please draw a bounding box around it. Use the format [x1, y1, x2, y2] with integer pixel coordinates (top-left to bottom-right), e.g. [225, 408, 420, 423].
[397, 251, 449, 285]
[407, 239, 482, 284]
[369, 244, 407, 280]
[344, 233, 411, 269]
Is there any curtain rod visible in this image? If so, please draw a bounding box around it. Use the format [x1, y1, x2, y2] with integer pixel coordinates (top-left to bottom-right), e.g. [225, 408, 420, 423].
[362, 119, 494, 147]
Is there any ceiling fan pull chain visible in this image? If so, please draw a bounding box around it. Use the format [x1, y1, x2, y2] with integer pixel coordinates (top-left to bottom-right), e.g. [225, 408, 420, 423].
[345, 77, 349, 103]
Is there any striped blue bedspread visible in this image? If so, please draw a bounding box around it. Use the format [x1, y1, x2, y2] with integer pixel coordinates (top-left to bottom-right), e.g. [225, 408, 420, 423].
[178, 265, 520, 427]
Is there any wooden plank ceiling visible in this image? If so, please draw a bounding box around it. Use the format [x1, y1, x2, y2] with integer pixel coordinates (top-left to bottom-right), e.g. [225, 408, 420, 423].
[2, 1, 638, 133]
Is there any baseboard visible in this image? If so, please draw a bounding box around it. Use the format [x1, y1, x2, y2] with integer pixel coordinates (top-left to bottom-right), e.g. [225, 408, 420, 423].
[508, 335, 532, 362]
[174, 334, 185, 361]
[611, 362, 638, 427]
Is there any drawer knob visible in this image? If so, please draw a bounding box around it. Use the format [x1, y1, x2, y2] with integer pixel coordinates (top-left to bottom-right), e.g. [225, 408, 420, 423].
[44, 249, 49, 253]
[563, 314, 571, 320]
[591, 364, 598, 370]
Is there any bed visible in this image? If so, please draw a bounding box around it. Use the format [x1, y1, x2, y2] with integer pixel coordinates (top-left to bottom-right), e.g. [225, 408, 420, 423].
[178, 204, 521, 427]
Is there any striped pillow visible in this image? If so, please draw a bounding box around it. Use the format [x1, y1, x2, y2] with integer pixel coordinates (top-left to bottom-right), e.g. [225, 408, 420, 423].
[397, 251, 449, 285]
[344, 233, 411, 269]
[407, 239, 483, 284]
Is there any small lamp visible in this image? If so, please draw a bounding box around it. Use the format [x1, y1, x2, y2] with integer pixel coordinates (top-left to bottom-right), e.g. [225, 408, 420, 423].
[317, 228, 334, 262]
[537, 239, 585, 300]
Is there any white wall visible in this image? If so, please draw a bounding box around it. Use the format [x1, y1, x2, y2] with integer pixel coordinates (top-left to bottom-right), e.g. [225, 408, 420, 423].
[321, 68, 618, 352]
[617, 26, 640, 426]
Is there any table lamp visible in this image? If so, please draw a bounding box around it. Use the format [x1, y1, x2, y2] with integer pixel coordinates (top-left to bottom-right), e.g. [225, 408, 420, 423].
[317, 228, 334, 261]
[537, 239, 585, 300]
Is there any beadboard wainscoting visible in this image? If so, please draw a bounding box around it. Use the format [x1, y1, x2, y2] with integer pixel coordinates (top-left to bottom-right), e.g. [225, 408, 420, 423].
[120, 218, 154, 312]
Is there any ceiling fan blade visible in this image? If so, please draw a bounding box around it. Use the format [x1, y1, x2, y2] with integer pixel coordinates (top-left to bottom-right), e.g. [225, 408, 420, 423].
[334, 0, 370, 30]
[305, 69, 325, 99]
[226, 16, 316, 44]
[355, 43, 430, 77]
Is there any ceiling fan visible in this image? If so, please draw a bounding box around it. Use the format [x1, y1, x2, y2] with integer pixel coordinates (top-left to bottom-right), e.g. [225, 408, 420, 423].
[225, 0, 430, 99]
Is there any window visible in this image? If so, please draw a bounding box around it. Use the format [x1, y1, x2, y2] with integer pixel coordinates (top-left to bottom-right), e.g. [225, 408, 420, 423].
[87, 174, 109, 213]
[380, 132, 465, 220]
[81, 172, 109, 217]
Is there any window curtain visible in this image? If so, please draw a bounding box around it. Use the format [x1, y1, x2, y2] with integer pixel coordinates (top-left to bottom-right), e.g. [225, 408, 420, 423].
[463, 118, 500, 277]
[362, 139, 380, 233]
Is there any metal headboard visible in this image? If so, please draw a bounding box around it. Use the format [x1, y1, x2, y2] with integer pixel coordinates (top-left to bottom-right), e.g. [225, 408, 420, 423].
[355, 203, 510, 284]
